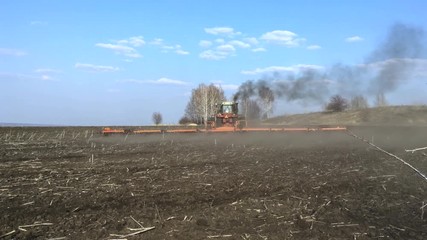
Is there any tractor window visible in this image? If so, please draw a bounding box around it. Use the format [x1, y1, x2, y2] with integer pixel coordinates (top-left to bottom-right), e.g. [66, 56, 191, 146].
[223, 105, 232, 113]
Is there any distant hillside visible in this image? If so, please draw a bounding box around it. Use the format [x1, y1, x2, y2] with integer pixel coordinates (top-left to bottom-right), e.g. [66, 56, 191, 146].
[265, 105, 427, 126]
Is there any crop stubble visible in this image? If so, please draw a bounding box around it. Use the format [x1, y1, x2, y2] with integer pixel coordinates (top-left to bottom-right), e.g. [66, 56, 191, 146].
[0, 127, 426, 239]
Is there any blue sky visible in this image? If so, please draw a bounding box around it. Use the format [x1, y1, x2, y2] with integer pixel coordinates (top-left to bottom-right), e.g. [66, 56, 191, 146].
[1, 0, 426, 125]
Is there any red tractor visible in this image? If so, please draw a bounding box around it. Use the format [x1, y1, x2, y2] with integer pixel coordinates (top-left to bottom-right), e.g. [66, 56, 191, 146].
[213, 101, 245, 129]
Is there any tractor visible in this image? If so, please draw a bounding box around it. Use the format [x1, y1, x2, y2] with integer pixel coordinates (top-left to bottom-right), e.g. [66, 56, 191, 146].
[212, 101, 245, 129]
[102, 101, 347, 135]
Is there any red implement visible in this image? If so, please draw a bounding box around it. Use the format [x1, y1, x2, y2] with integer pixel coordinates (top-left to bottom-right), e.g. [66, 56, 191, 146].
[102, 126, 347, 135]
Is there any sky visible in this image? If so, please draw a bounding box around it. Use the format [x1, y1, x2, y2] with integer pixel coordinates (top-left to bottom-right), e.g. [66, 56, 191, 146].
[1, 0, 426, 125]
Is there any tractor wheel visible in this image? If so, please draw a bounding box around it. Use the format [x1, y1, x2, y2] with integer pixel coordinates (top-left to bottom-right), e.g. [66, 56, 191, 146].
[216, 118, 223, 128]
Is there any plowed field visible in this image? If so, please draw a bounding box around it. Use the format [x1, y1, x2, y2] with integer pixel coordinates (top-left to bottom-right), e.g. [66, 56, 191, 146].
[0, 127, 426, 239]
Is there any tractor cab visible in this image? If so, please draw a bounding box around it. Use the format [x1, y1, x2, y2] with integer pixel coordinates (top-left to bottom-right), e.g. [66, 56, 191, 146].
[213, 101, 243, 128]
[218, 101, 238, 115]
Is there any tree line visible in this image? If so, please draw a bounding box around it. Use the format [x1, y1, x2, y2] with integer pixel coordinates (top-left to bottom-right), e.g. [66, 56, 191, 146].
[325, 92, 387, 112]
[178, 83, 275, 126]
[151, 84, 389, 125]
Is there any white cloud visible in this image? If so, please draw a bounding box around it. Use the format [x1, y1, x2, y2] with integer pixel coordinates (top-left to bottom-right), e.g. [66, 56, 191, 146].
[176, 49, 190, 55]
[244, 37, 259, 45]
[251, 47, 266, 52]
[204, 27, 241, 37]
[260, 30, 305, 47]
[100, 36, 189, 57]
[148, 39, 189, 55]
[96, 36, 147, 58]
[118, 36, 145, 47]
[75, 63, 120, 72]
[128, 36, 145, 47]
[199, 27, 265, 59]
[153, 77, 188, 85]
[0, 48, 27, 57]
[307, 45, 322, 50]
[41, 75, 53, 81]
[199, 44, 236, 60]
[35, 68, 61, 73]
[35, 69, 60, 81]
[345, 36, 364, 42]
[217, 44, 236, 53]
[360, 58, 427, 71]
[199, 50, 226, 60]
[123, 53, 141, 58]
[161, 45, 175, 51]
[159, 44, 190, 55]
[30, 21, 48, 26]
[122, 77, 188, 86]
[199, 40, 212, 48]
[228, 40, 250, 48]
[241, 64, 324, 75]
[150, 38, 164, 45]
[95, 43, 141, 58]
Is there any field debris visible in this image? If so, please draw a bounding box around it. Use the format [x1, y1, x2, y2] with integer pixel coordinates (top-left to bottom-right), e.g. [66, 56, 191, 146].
[421, 201, 427, 220]
[109, 226, 155, 239]
[18, 222, 53, 231]
[347, 130, 427, 182]
[109, 216, 155, 238]
[207, 234, 233, 238]
[405, 146, 427, 153]
[0, 230, 16, 238]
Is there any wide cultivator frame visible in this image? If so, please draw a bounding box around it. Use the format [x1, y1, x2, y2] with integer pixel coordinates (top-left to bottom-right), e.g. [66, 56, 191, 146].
[102, 126, 347, 135]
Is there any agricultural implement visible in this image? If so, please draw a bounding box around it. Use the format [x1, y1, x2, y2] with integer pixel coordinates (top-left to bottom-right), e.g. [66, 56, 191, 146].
[102, 101, 347, 135]
[102, 126, 347, 135]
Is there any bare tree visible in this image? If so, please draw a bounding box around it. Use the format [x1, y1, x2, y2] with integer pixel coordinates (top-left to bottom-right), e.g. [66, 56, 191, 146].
[152, 112, 162, 125]
[257, 85, 275, 119]
[244, 99, 261, 120]
[184, 93, 200, 123]
[350, 95, 369, 110]
[233, 81, 255, 121]
[178, 116, 192, 125]
[199, 84, 209, 127]
[375, 92, 388, 107]
[325, 95, 349, 112]
[184, 83, 225, 127]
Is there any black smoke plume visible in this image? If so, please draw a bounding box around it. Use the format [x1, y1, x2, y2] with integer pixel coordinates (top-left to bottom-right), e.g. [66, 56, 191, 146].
[367, 23, 426, 94]
[233, 70, 329, 103]
[233, 23, 426, 107]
